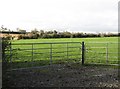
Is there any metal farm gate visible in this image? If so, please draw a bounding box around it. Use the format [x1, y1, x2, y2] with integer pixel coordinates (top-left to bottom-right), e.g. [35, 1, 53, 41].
[4, 42, 84, 69]
[85, 42, 118, 65]
[3, 42, 118, 70]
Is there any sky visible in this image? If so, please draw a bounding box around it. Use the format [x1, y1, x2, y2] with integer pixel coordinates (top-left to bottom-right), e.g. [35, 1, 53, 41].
[0, 0, 119, 33]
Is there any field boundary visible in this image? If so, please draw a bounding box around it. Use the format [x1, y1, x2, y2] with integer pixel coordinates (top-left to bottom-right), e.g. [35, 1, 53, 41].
[4, 41, 119, 69]
[85, 42, 118, 65]
[5, 42, 84, 69]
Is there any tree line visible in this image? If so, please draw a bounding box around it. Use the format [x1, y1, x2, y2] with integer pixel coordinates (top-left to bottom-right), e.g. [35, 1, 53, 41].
[18, 29, 119, 39]
[0, 25, 119, 39]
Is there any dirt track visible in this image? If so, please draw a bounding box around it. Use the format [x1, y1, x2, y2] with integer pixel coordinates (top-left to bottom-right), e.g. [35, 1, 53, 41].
[3, 63, 119, 88]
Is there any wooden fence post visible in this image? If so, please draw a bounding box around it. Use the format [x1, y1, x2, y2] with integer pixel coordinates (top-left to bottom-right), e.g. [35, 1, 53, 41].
[82, 42, 85, 65]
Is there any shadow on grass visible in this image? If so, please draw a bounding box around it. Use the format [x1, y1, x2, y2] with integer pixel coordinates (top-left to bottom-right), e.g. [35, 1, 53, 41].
[3, 59, 119, 70]
[3, 58, 81, 70]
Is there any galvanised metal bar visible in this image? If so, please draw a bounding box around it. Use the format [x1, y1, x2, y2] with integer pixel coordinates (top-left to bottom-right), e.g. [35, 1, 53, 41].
[106, 43, 108, 64]
[9, 42, 12, 63]
[11, 42, 82, 45]
[50, 43, 52, 65]
[32, 43, 34, 62]
[67, 43, 68, 60]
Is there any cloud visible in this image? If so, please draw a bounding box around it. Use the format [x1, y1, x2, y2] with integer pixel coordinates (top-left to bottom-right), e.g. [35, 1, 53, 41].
[0, 0, 118, 32]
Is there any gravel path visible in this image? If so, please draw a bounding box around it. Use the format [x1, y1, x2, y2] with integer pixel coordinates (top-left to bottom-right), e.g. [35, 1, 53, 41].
[3, 64, 119, 88]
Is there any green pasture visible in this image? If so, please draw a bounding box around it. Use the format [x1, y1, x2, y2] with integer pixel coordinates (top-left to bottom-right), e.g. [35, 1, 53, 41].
[5, 37, 119, 69]
[12, 37, 118, 43]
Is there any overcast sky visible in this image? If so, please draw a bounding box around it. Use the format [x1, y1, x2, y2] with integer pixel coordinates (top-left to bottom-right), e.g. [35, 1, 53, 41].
[0, 0, 119, 33]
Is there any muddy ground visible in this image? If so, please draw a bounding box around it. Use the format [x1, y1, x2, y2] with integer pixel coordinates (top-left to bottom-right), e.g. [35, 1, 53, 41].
[2, 63, 119, 88]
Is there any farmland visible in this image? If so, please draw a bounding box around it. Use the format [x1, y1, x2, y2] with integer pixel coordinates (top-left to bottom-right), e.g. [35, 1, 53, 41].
[3, 37, 119, 88]
[12, 37, 118, 43]
[4, 37, 118, 69]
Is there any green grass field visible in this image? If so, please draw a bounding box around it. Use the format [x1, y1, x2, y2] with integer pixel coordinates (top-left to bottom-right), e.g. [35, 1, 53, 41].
[12, 37, 118, 43]
[5, 37, 119, 69]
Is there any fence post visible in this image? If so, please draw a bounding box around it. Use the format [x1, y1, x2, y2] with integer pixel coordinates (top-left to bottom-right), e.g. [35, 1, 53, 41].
[82, 42, 85, 65]
[106, 43, 108, 64]
[50, 43, 52, 65]
[32, 43, 34, 62]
